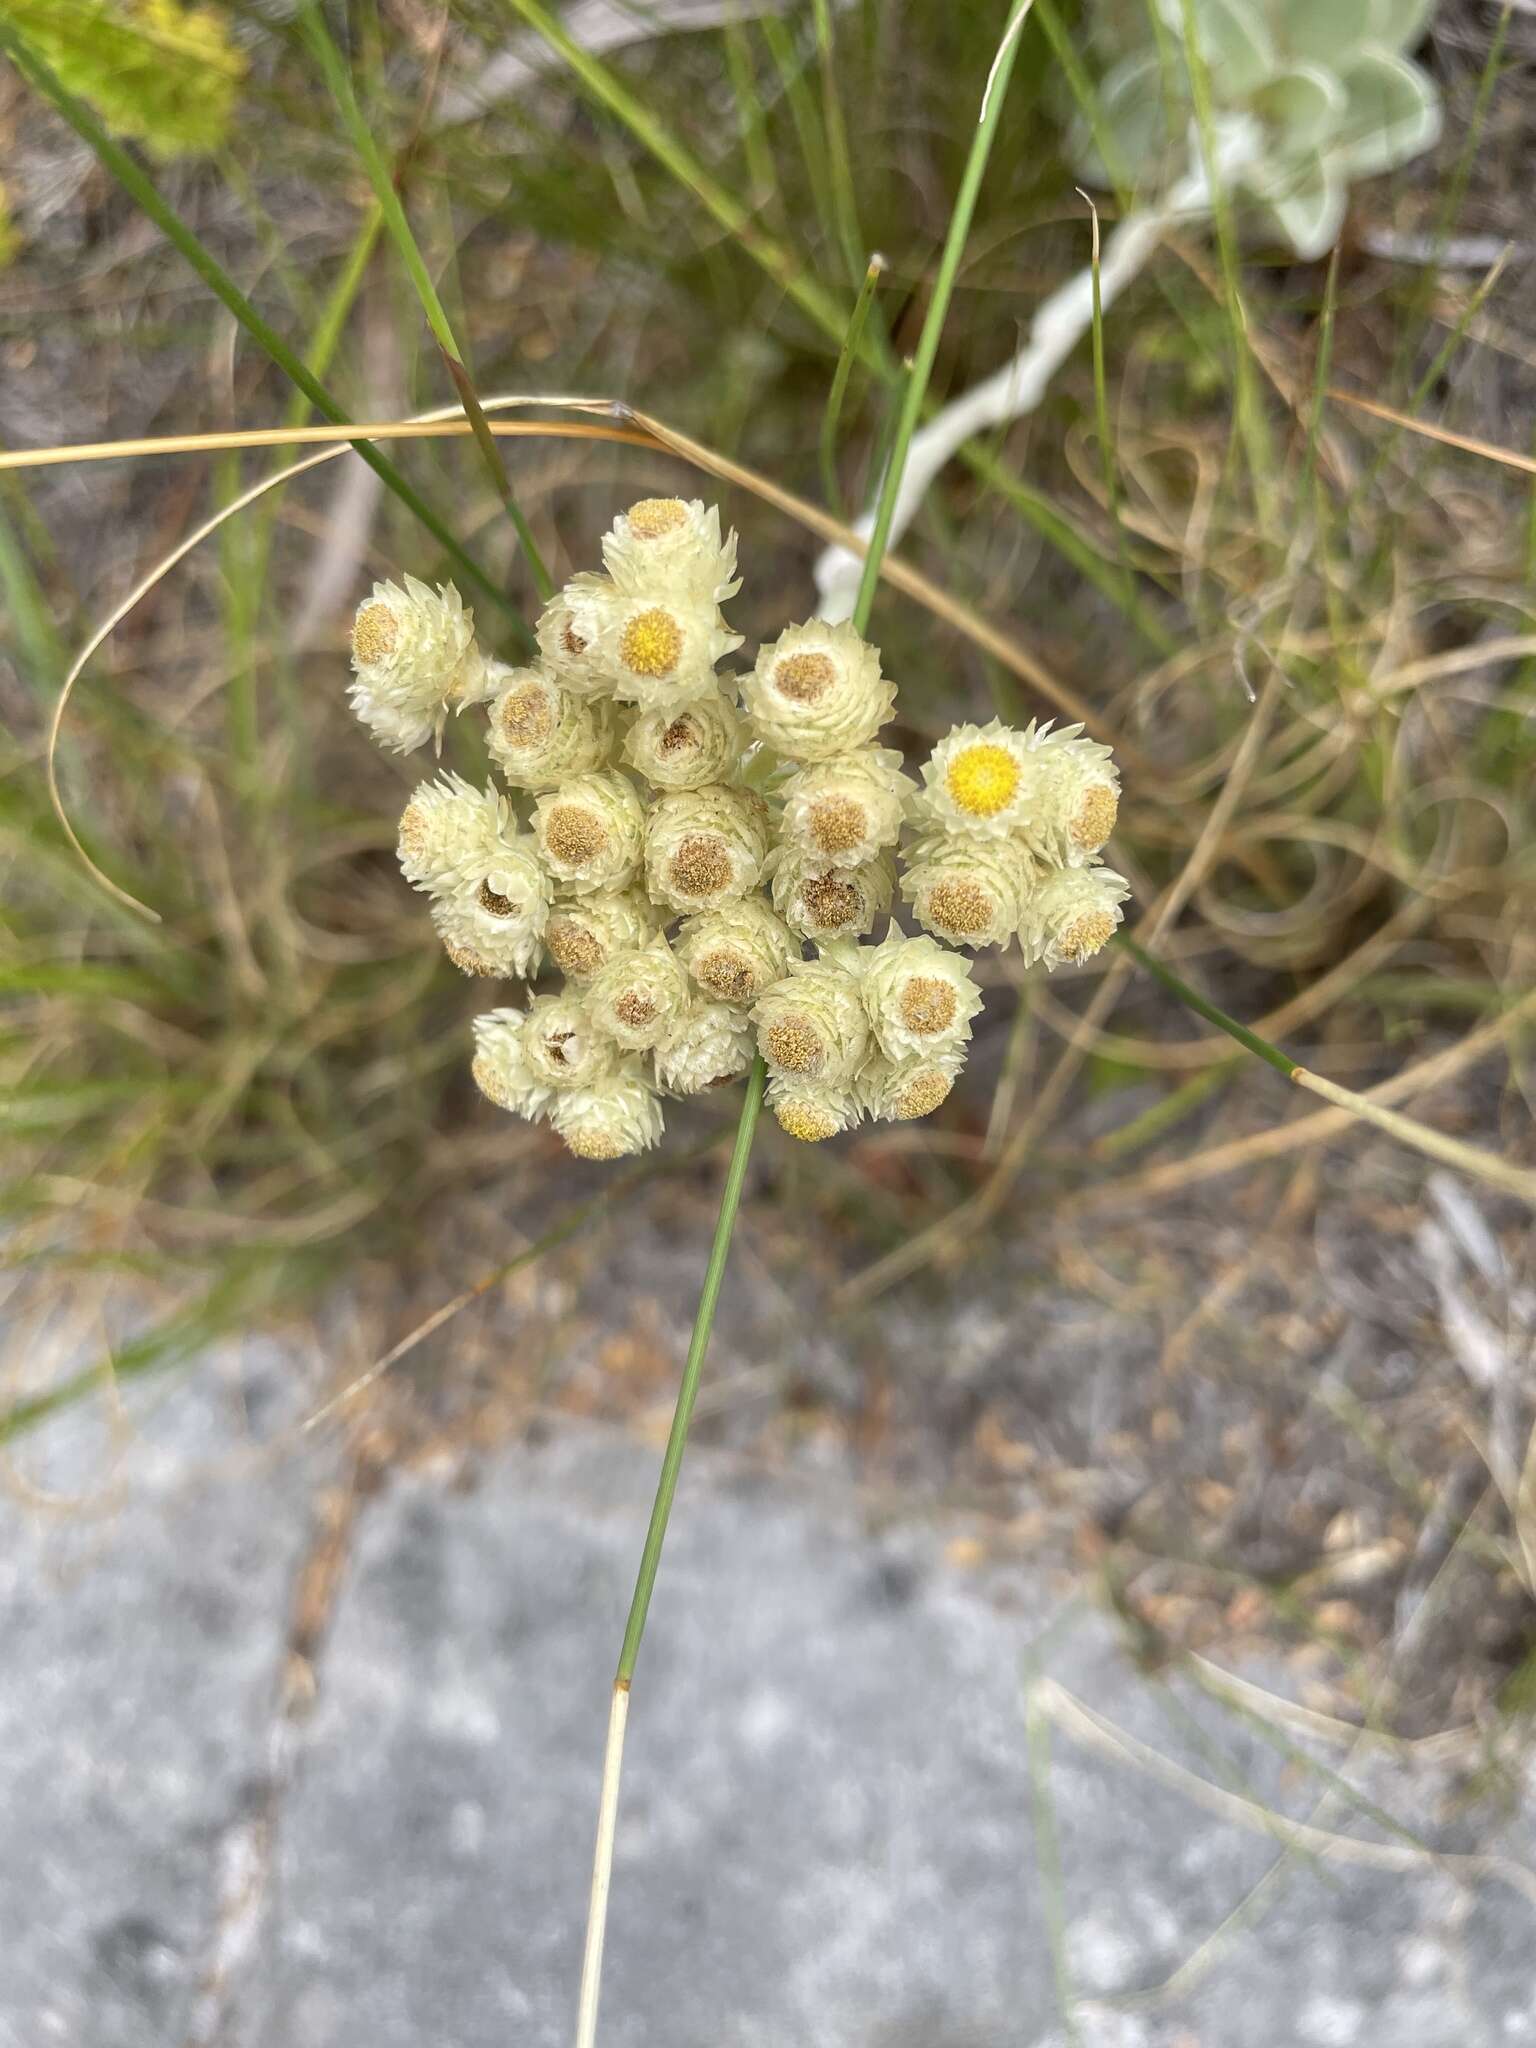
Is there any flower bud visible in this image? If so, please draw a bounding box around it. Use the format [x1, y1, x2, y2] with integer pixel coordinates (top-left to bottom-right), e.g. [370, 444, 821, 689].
[487, 665, 614, 789]
[622, 692, 742, 790]
[550, 1064, 666, 1160]
[742, 619, 894, 760]
[751, 957, 869, 1086]
[674, 899, 800, 1008]
[349, 576, 493, 753]
[1018, 864, 1130, 969]
[770, 846, 893, 942]
[777, 746, 912, 868]
[533, 771, 646, 893]
[767, 1073, 861, 1142]
[587, 937, 692, 1051]
[644, 784, 771, 914]
[860, 929, 983, 1061]
[471, 1009, 552, 1119]
[601, 497, 741, 607]
[900, 833, 1036, 950]
[652, 1001, 755, 1096]
[543, 888, 658, 985]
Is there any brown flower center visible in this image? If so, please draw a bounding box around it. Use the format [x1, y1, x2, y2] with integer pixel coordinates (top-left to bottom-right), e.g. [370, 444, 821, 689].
[799, 871, 859, 931]
[396, 802, 427, 861]
[659, 715, 699, 755]
[499, 683, 555, 751]
[893, 1069, 952, 1120]
[699, 949, 755, 1004]
[352, 601, 398, 666]
[807, 795, 866, 857]
[443, 937, 497, 977]
[626, 496, 688, 539]
[897, 975, 957, 1036]
[1058, 909, 1115, 962]
[613, 990, 658, 1029]
[543, 805, 608, 869]
[477, 881, 517, 918]
[667, 833, 732, 901]
[773, 650, 835, 704]
[762, 1013, 824, 1075]
[545, 919, 604, 980]
[562, 621, 588, 657]
[774, 1098, 838, 1142]
[925, 877, 993, 940]
[1070, 783, 1118, 852]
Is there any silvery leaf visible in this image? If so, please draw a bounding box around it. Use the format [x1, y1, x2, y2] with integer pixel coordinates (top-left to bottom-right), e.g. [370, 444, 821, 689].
[1066, 52, 1175, 189]
[1334, 49, 1442, 177]
[1367, 0, 1439, 52]
[1249, 61, 1347, 153]
[1157, 0, 1277, 98]
[1250, 147, 1348, 257]
[1280, 0, 1370, 67]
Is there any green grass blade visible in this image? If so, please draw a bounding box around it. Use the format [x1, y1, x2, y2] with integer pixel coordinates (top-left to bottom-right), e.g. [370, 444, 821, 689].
[296, 4, 553, 600]
[820, 252, 886, 516]
[0, 21, 524, 633]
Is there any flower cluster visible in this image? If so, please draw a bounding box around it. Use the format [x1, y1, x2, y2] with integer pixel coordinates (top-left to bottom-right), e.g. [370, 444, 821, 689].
[346, 498, 1128, 1158]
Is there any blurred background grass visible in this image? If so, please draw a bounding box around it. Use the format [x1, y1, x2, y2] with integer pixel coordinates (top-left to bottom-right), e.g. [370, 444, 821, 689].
[1, 0, 1533, 1733]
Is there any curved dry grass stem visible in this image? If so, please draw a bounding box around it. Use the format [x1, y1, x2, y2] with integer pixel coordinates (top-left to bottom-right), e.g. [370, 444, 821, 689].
[41, 394, 1112, 922]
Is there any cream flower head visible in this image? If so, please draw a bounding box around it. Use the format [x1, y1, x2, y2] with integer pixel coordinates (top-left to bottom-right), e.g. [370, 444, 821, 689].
[587, 936, 692, 1052]
[542, 887, 658, 985]
[487, 665, 613, 790]
[653, 1001, 755, 1097]
[644, 784, 771, 914]
[1019, 864, 1130, 970]
[590, 589, 742, 711]
[1011, 722, 1120, 865]
[856, 1048, 965, 1123]
[429, 838, 550, 981]
[522, 992, 617, 1092]
[532, 771, 646, 894]
[771, 846, 893, 943]
[751, 956, 870, 1087]
[349, 575, 494, 753]
[777, 746, 912, 869]
[601, 497, 741, 607]
[535, 572, 620, 695]
[622, 693, 743, 791]
[860, 928, 983, 1063]
[916, 718, 1042, 840]
[766, 1073, 861, 1143]
[550, 1064, 666, 1160]
[674, 899, 800, 1009]
[900, 833, 1036, 950]
[471, 1009, 552, 1120]
[396, 774, 520, 900]
[742, 620, 894, 760]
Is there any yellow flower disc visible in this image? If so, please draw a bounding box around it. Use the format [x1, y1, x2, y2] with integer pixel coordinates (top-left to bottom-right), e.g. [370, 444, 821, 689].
[944, 743, 1021, 819]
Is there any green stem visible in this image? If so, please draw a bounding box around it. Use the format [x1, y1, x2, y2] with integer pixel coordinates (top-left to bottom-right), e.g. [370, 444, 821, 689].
[609, 0, 1032, 1697]
[0, 22, 527, 636]
[1115, 932, 1296, 1077]
[852, 0, 1031, 630]
[613, 1061, 764, 1683]
[296, 6, 553, 600]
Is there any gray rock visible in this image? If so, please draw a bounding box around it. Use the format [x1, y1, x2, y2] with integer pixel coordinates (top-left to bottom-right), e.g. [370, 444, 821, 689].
[2, 1371, 1533, 2048]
